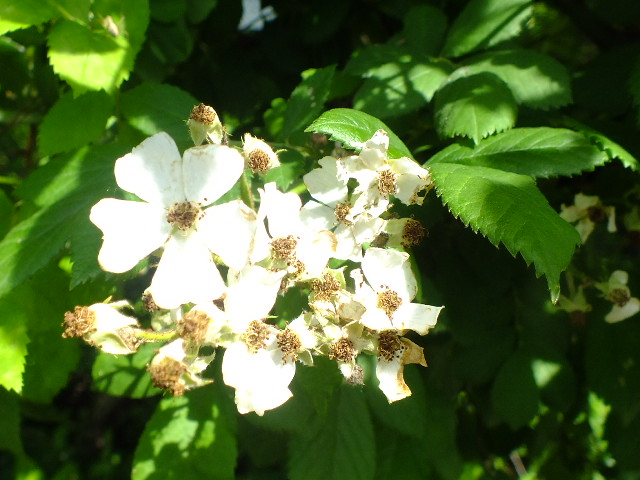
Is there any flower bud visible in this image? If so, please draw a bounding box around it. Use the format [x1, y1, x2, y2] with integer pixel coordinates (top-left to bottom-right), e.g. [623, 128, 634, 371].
[242, 133, 280, 174]
[188, 103, 225, 145]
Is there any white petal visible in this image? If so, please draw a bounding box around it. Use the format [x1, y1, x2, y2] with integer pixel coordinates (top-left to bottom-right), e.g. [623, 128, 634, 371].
[114, 132, 184, 206]
[198, 200, 257, 270]
[222, 341, 295, 415]
[359, 130, 389, 170]
[225, 266, 285, 328]
[393, 303, 442, 334]
[362, 247, 417, 301]
[299, 200, 335, 232]
[359, 307, 394, 332]
[606, 298, 640, 323]
[303, 156, 348, 207]
[297, 231, 337, 278]
[150, 233, 225, 309]
[90, 198, 170, 273]
[376, 356, 411, 402]
[182, 144, 244, 205]
[259, 183, 303, 237]
[609, 270, 629, 287]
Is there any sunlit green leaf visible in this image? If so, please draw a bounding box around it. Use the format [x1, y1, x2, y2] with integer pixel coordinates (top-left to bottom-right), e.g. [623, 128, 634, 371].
[442, 0, 533, 58]
[120, 83, 199, 149]
[38, 90, 114, 156]
[434, 72, 517, 143]
[280, 66, 336, 140]
[428, 127, 609, 178]
[0, 0, 58, 35]
[0, 291, 30, 393]
[0, 145, 126, 298]
[132, 386, 237, 480]
[305, 108, 413, 159]
[48, 20, 134, 94]
[463, 49, 572, 109]
[93, 343, 162, 398]
[426, 161, 580, 302]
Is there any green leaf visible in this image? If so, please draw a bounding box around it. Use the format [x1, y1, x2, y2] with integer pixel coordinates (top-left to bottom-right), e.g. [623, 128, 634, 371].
[280, 66, 336, 140]
[38, 90, 114, 156]
[0, 144, 127, 298]
[426, 162, 580, 302]
[0, 290, 30, 393]
[0, 388, 22, 454]
[305, 108, 414, 159]
[562, 118, 640, 171]
[20, 266, 81, 403]
[374, 428, 433, 480]
[262, 149, 307, 191]
[185, 0, 217, 23]
[288, 386, 375, 480]
[48, 20, 133, 94]
[434, 72, 518, 143]
[491, 349, 540, 429]
[353, 55, 453, 119]
[93, 343, 162, 398]
[428, 127, 610, 178]
[132, 386, 237, 480]
[403, 5, 447, 56]
[442, 0, 533, 58]
[0, 0, 58, 35]
[463, 49, 572, 109]
[0, 189, 12, 239]
[120, 83, 199, 149]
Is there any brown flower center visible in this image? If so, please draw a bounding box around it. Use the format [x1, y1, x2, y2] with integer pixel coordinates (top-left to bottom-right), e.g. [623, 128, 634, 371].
[377, 289, 402, 319]
[377, 169, 397, 196]
[271, 235, 298, 260]
[248, 149, 271, 174]
[402, 218, 426, 248]
[277, 328, 303, 363]
[242, 320, 272, 353]
[177, 310, 210, 343]
[166, 201, 202, 231]
[334, 202, 352, 225]
[329, 337, 356, 363]
[378, 330, 406, 362]
[312, 273, 341, 301]
[148, 357, 188, 396]
[610, 288, 630, 307]
[189, 103, 218, 124]
[62, 306, 96, 338]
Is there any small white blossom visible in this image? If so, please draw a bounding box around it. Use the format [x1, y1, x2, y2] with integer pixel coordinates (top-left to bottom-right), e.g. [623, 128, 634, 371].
[353, 247, 443, 334]
[376, 332, 427, 402]
[62, 301, 139, 354]
[560, 193, 616, 244]
[90, 132, 256, 309]
[595, 270, 640, 323]
[243, 133, 280, 174]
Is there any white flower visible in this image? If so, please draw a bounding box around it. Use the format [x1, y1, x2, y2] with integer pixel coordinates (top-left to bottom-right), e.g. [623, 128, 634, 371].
[345, 130, 432, 208]
[560, 193, 616, 244]
[90, 132, 256, 309]
[222, 326, 296, 415]
[596, 270, 640, 323]
[303, 156, 385, 261]
[211, 265, 294, 415]
[252, 182, 337, 279]
[62, 301, 139, 354]
[353, 247, 443, 334]
[148, 338, 212, 395]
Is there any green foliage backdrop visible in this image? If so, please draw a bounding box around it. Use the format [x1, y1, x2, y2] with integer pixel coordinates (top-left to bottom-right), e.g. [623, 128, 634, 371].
[1, 0, 640, 478]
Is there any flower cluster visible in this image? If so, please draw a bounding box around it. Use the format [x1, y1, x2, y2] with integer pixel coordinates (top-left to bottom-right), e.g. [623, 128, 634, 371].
[63, 105, 444, 415]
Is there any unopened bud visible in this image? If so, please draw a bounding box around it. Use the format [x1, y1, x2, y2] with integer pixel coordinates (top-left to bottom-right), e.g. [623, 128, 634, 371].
[188, 103, 225, 145]
[243, 133, 280, 174]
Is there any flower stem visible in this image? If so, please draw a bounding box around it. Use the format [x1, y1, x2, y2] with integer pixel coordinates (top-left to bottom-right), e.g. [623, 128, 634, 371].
[240, 170, 255, 210]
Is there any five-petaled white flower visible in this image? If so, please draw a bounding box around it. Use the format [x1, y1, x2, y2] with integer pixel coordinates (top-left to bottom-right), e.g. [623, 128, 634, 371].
[353, 247, 443, 334]
[90, 132, 256, 309]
